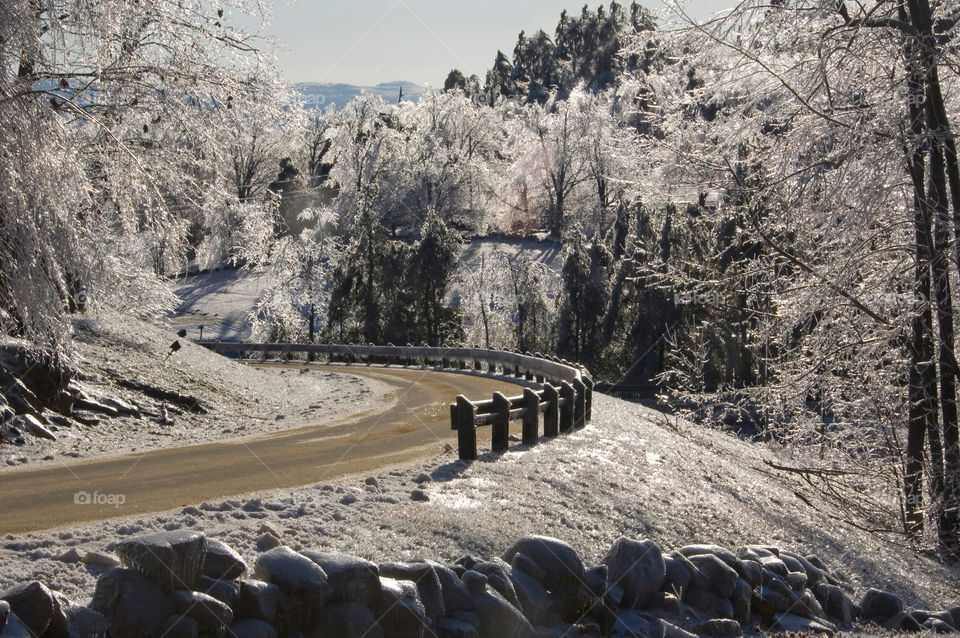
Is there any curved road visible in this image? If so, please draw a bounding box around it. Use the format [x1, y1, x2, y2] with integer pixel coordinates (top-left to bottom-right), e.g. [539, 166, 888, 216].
[1, 367, 525, 534]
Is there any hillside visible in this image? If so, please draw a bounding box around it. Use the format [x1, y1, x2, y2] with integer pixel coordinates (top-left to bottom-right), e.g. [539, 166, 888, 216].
[296, 81, 427, 110]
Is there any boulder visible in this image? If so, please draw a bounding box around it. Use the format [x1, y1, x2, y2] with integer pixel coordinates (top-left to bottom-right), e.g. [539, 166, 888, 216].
[472, 560, 519, 609]
[683, 587, 734, 621]
[311, 602, 383, 638]
[161, 616, 198, 638]
[0, 581, 57, 637]
[758, 556, 789, 579]
[168, 590, 233, 632]
[380, 561, 445, 625]
[950, 606, 960, 631]
[813, 584, 855, 625]
[418, 561, 472, 614]
[611, 611, 664, 638]
[507, 562, 556, 626]
[226, 618, 277, 638]
[730, 579, 751, 626]
[648, 592, 682, 616]
[469, 581, 535, 638]
[925, 619, 957, 634]
[738, 560, 762, 588]
[509, 553, 545, 583]
[376, 578, 428, 638]
[662, 556, 691, 599]
[676, 545, 743, 577]
[437, 617, 479, 638]
[115, 530, 207, 593]
[773, 613, 836, 636]
[780, 551, 825, 588]
[237, 580, 280, 624]
[786, 570, 808, 591]
[502, 535, 589, 621]
[860, 588, 903, 623]
[51, 591, 110, 638]
[253, 547, 332, 631]
[700, 618, 741, 637]
[911, 610, 956, 628]
[89, 568, 172, 638]
[602, 537, 665, 609]
[202, 539, 247, 580]
[0, 612, 32, 638]
[686, 554, 738, 599]
[881, 611, 923, 632]
[195, 575, 240, 610]
[793, 590, 827, 620]
[0, 600, 8, 633]
[301, 551, 379, 609]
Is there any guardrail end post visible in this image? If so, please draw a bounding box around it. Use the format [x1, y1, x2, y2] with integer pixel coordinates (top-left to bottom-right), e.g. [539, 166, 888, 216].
[543, 383, 559, 437]
[492, 391, 510, 454]
[455, 395, 477, 461]
[522, 388, 539, 446]
[559, 381, 575, 434]
[573, 378, 587, 429]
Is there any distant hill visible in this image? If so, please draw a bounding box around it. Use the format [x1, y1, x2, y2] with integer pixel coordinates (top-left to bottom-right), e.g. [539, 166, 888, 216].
[295, 81, 428, 110]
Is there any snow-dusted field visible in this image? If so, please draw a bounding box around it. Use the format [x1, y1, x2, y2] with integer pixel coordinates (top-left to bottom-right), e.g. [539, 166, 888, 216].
[2, 392, 956, 611]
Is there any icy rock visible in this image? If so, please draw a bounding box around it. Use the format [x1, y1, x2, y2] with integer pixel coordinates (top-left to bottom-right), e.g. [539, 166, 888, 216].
[925, 619, 957, 634]
[225, 618, 277, 638]
[0, 600, 8, 633]
[882, 610, 924, 632]
[410, 489, 429, 502]
[780, 550, 825, 588]
[58, 548, 82, 564]
[82, 551, 120, 568]
[202, 538, 247, 580]
[1, 612, 33, 638]
[662, 556, 692, 599]
[751, 586, 788, 618]
[730, 579, 751, 626]
[48, 590, 110, 638]
[503, 535, 589, 620]
[686, 554, 738, 599]
[509, 553, 546, 583]
[468, 580, 535, 638]
[676, 545, 742, 574]
[813, 584, 855, 625]
[603, 537, 665, 609]
[253, 547, 332, 631]
[376, 578, 428, 638]
[648, 592, 682, 616]
[238, 580, 280, 624]
[668, 551, 709, 591]
[472, 559, 520, 609]
[169, 590, 233, 632]
[13, 414, 57, 441]
[684, 587, 734, 620]
[413, 560, 471, 615]
[255, 533, 281, 552]
[301, 550, 380, 609]
[794, 589, 827, 620]
[0, 581, 57, 637]
[161, 615, 198, 638]
[256, 522, 281, 537]
[913, 610, 957, 629]
[312, 602, 383, 638]
[437, 617, 478, 638]
[379, 562, 445, 626]
[114, 530, 207, 593]
[611, 611, 663, 638]
[786, 570, 808, 591]
[774, 613, 836, 636]
[414, 473, 432, 484]
[89, 568, 172, 638]
[738, 560, 762, 588]
[860, 588, 903, 623]
[700, 618, 741, 637]
[195, 576, 241, 610]
[508, 561, 556, 626]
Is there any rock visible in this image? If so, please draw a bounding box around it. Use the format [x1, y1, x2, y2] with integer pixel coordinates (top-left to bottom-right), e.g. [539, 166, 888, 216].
[161, 615, 198, 638]
[437, 617, 478, 638]
[13, 414, 57, 441]
[860, 588, 903, 623]
[780, 550, 825, 588]
[813, 584, 855, 625]
[509, 553, 546, 583]
[648, 592, 682, 616]
[380, 562, 445, 626]
[202, 538, 247, 580]
[752, 586, 788, 619]
[52, 591, 110, 638]
[312, 602, 383, 638]
[377, 578, 428, 638]
[0, 600, 8, 633]
[701, 619, 741, 637]
[950, 606, 960, 631]
[882, 610, 924, 632]
[925, 619, 957, 634]
[82, 551, 120, 568]
[676, 545, 743, 574]
[662, 556, 691, 599]
[226, 618, 277, 638]
[602, 537, 665, 609]
[773, 613, 836, 636]
[730, 579, 751, 626]
[469, 580, 535, 638]
[410, 489, 430, 502]
[426, 561, 473, 614]
[195, 576, 241, 610]
[503, 535, 589, 621]
[738, 560, 762, 588]
[168, 590, 233, 632]
[473, 559, 519, 609]
[114, 530, 207, 593]
[301, 551, 380, 609]
[786, 570, 808, 591]
[0, 581, 57, 637]
[462, 571, 488, 596]
[58, 548, 82, 564]
[794, 589, 827, 620]
[686, 554, 738, 598]
[0, 612, 32, 638]
[759, 556, 789, 579]
[508, 561, 556, 626]
[89, 568, 172, 638]
[253, 546, 332, 631]
[684, 587, 734, 620]
[911, 610, 956, 628]
[238, 580, 280, 624]
[255, 533, 281, 552]
[611, 611, 664, 638]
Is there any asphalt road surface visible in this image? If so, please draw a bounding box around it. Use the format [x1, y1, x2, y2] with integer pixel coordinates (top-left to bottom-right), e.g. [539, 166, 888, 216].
[1, 366, 525, 534]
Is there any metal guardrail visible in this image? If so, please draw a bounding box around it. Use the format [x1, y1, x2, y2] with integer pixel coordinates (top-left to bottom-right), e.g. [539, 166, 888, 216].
[195, 342, 593, 460]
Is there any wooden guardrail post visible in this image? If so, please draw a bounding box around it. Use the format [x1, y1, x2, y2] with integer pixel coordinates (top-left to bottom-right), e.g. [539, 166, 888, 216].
[543, 383, 559, 437]
[492, 392, 510, 453]
[584, 376, 594, 422]
[454, 395, 477, 460]
[522, 388, 539, 446]
[573, 378, 587, 429]
[559, 381, 575, 433]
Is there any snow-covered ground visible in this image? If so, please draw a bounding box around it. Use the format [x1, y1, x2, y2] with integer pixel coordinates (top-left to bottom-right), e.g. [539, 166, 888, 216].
[0, 310, 388, 470]
[1, 392, 956, 610]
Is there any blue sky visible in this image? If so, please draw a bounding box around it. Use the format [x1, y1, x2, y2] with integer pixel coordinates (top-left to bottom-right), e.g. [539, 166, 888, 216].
[256, 0, 730, 87]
